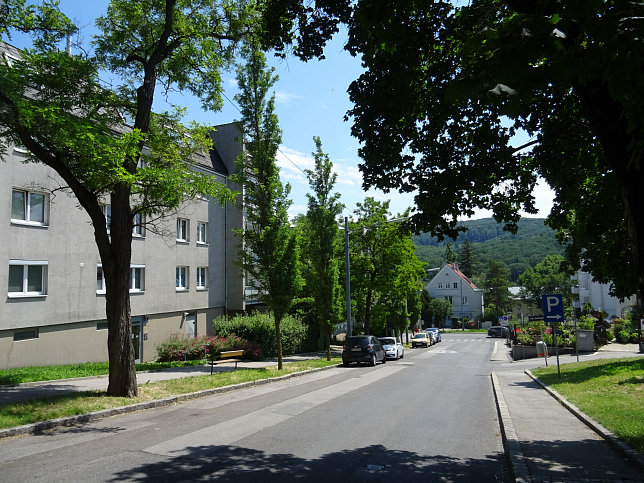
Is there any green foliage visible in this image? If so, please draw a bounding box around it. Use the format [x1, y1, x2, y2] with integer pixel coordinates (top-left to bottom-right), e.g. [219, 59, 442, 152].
[213, 312, 307, 358]
[457, 238, 477, 279]
[484, 258, 513, 312]
[260, 0, 644, 301]
[518, 254, 573, 307]
[428, 297, 452, 328]
[348, 198, 425, 335]
[302, 136, 344, 354]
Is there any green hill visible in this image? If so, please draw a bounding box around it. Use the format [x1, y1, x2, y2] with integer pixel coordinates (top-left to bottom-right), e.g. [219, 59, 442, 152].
[413, 218, 565, 282]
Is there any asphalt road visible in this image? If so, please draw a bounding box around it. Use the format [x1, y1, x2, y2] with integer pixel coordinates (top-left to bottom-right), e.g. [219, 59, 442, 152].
[0, 334, 508, 482]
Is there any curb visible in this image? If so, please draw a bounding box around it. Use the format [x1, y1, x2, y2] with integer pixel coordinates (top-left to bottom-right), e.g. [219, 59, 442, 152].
[525, 369, 644, 473]
[491, 372, 532, 483]
[0, 363, 340, 441]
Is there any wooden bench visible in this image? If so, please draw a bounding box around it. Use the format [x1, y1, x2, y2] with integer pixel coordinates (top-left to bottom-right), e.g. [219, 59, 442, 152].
[209, 350, 244, 374]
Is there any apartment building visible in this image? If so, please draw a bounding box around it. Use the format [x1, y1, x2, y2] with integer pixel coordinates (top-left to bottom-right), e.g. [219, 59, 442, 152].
[1, 122, 245, 369]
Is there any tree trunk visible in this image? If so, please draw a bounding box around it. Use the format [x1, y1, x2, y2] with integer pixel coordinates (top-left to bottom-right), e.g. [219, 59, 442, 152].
[365, 288, 373, 335]
[325, 324, 331, 361]
[103, 188, 138, 397]
[275, 315, 283, 370]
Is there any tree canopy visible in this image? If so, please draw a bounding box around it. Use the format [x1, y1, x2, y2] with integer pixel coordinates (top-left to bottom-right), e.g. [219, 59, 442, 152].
[259, 0, 644, 303]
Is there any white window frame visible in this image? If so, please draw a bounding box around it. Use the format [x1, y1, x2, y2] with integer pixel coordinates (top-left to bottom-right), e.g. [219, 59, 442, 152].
[130, 265, 145, 293]
[8, 260, 48, 297]
[454, 282, 458, 289]
[176, 218, 189, 242]
[197, 222, 208, 244]
[133, 212, 146, 237]
[438, 283, 443, 289]
[196, 266, 208, 290]
[11, 189, 48, 226]
[176, 266, 189, 291]
[462, 296, 468, 305]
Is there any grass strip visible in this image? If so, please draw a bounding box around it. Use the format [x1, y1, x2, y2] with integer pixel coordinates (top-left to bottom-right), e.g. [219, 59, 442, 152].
[0, 358, 340, 429]
[532, 357, 644, 454]
[0, 360, 206, 385]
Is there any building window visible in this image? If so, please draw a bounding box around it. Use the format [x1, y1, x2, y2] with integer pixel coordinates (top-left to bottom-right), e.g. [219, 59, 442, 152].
[11, 189, 47, 225]
[438, 283, 443, 289]
[197, 222, 208, 244]
[8, 260, 47, 297]
[96, 321, 108, 331]
[177, 218, 189, 242]
[96, 265, 106, 293]
[196, 267, 208, 290]
[176, 266, 189, 290]
[102, 205, 111, 232]
[445, 296, 452, 303]
[462, 297, 468, 304]
[130, 265, 145, 292]
[13, 328, 39, 341]
[133, 212, 145, 237]
[453, 282, 458, 289]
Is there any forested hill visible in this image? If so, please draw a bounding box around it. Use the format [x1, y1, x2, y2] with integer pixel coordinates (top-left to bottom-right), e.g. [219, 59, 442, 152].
[413, 218, 566, 282]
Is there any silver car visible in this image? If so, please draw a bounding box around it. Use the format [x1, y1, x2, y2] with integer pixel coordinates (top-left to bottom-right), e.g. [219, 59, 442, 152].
[378, 337, 404, 360]
[426, 327, 441, 343]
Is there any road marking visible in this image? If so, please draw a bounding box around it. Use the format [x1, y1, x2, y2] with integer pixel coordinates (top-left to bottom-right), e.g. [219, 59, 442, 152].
[144, 364, 407, 457]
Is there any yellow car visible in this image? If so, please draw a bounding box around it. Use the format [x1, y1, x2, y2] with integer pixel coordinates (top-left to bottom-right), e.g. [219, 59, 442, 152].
[411, 332, 431, 348]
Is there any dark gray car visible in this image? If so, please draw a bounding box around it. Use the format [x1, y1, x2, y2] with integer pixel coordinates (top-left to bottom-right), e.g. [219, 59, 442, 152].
[342, 335, 387, 366]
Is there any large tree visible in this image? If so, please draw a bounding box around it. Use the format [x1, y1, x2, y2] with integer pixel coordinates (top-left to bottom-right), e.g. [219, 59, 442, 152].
[518, 254, 573, 308]
[303, 136, 344, 360]
[0, 0, 248, 396]
[233, 41, 301, 370]
[484, 258, 513, 313]
[259, 0, 644, 304]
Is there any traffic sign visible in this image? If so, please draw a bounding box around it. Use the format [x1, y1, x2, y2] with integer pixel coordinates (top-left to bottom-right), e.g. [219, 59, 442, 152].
[541, 294, 564, 323]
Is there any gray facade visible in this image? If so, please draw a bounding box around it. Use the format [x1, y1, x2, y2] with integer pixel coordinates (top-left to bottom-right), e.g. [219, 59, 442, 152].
[1, 123, 245, 369]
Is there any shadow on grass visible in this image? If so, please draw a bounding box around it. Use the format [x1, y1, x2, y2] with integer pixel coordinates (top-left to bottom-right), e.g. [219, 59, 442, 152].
[109, 444, 509, 482]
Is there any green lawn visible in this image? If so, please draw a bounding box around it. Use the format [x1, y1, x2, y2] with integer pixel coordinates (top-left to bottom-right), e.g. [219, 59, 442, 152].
[0, 358, 340, 429]
[0, 360, 206, 385]
[532, 357, 644, 453]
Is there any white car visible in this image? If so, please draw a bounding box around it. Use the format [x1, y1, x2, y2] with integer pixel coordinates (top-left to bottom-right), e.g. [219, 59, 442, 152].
[378, 337, 404, 360]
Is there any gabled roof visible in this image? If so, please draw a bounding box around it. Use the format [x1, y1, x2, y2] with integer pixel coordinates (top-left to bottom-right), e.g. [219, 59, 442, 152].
[447, 263, 479, 290]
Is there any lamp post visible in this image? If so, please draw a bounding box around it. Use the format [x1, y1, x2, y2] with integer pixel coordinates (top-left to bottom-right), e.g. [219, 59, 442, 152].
[344, 216, 352, 337]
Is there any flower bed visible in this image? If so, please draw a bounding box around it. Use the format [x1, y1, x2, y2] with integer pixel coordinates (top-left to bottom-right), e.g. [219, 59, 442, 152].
[155, 334, 260, 362]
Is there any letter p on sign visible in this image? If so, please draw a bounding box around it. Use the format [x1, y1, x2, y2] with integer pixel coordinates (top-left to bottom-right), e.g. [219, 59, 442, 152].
[541, 294, 564, 323]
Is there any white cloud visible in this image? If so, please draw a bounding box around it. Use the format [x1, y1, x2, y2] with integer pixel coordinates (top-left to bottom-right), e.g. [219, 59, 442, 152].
[274, 90, 303, 104]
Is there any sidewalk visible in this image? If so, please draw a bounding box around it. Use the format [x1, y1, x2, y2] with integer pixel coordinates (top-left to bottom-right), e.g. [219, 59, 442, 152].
[492, 340, 644, 482]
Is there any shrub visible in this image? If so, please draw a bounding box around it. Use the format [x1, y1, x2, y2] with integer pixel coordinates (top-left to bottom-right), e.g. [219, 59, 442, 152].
[213, 312, 307, 358]
[155, 334, 261, 362]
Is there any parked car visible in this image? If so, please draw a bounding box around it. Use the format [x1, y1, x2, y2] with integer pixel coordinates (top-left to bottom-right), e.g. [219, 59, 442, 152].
[424, 329, 436, 345]
[488, 325, 510, 338]
[426, 327, 441, 343]
[378, 337, 404, 360]
[342, 335, 387, 366]
[411, 332, 431, 348]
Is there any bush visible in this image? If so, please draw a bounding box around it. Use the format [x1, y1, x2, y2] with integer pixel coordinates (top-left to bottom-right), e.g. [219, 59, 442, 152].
[155, 334, 261, 362]
[213, 312, 307, 358]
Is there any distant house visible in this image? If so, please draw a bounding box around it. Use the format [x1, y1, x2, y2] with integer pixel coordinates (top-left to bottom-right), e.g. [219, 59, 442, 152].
[425, 264, 484, 323]
[571, 271, 636, 319]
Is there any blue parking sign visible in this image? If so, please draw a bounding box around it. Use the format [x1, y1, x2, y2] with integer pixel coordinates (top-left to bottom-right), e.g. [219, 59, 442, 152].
[541, 294, 564, 323]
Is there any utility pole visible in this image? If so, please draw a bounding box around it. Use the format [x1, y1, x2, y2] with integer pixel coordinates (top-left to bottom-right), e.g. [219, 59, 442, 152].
[344, 216, 352, 337]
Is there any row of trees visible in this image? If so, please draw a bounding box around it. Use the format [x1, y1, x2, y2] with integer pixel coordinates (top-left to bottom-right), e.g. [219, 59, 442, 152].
[231, 42, 426, 368]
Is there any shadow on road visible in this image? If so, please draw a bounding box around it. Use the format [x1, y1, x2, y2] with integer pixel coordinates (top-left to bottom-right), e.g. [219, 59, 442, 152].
[110, 444, 509, 482]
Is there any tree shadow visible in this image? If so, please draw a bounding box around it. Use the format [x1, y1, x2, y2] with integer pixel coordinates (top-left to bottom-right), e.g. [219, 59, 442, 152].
[110, 444, 510, 482]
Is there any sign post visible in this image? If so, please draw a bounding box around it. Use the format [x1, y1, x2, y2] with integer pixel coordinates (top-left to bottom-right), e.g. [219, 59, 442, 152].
[542, 294, 564, 378]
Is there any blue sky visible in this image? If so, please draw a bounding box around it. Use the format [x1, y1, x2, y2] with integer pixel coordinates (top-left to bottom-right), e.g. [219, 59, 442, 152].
[7, 0, 554, 222]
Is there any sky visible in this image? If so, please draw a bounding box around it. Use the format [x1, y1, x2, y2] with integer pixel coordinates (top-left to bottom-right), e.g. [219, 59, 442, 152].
[6, 0, 555, 223]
